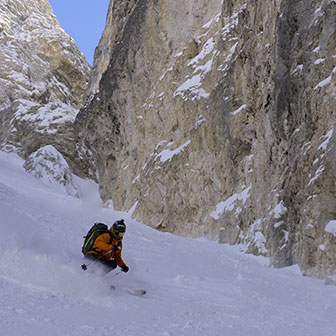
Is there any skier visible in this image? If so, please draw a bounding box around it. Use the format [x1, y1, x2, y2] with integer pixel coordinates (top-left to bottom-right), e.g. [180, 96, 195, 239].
[83, 219, 129, 272]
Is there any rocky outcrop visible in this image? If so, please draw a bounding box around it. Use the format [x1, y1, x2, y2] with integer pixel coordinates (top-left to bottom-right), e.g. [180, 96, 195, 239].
[77, 0, 336, 278]
[0, 0, 94, 179]
[24, 145, 80, 198]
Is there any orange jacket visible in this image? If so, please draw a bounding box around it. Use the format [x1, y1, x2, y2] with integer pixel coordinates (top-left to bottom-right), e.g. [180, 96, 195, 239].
[87, 232, 126, 268]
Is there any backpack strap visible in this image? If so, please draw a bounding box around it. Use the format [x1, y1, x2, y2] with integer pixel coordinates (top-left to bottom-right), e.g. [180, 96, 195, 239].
[107, 230, 114, 244]
[110, 238, 122, 252]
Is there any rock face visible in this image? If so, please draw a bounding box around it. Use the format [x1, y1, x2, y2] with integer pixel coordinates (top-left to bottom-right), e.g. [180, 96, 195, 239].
[24, 145, 80, 198]
[0, 0, 93, 179]
[78, 0, 336, 278]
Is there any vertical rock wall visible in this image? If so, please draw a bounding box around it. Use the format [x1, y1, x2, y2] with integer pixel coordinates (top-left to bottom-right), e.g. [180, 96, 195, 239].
[0, 0, 93, 178]
[77, 0, 336, 278]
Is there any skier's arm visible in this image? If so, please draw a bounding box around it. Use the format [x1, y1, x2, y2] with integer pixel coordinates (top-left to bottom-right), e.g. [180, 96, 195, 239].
[114, 245, 126, 268]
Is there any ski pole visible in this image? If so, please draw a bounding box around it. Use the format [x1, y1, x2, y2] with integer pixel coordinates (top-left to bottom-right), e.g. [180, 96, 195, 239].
[81, 249, 113, 270]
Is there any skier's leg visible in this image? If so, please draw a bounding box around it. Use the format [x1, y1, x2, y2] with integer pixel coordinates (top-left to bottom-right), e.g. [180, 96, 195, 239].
[102, 259, 117, 269]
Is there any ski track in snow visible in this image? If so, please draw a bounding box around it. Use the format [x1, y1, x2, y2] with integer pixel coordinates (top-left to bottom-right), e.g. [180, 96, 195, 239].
[0, 150, 336, 336]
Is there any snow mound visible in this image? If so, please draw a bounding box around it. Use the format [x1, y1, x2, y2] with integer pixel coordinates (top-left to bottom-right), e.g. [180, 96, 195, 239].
[23, 145, 79, 198]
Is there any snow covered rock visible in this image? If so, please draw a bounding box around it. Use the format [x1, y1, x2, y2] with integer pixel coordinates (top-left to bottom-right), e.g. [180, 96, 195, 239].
[23, 145, 80, 198]
[0, 0, 94, 179]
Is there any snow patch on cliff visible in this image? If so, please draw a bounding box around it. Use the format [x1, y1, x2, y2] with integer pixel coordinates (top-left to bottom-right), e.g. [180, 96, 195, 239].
[211, 185, 251, 219]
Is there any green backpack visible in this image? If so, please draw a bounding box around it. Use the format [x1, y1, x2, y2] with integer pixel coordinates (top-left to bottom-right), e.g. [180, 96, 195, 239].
[82, 223, 110, 255]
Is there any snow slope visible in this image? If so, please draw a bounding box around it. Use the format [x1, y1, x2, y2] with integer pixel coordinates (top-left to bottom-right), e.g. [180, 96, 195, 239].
[0, 150, 335, 336]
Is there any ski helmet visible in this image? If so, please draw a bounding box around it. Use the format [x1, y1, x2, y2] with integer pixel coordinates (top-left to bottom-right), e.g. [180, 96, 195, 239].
[111, 219, 126, 238]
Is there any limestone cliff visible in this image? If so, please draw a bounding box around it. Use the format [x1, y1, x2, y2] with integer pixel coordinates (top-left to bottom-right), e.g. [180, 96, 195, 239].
[0, 0, 93, 179]
[76, 0, 336, 278]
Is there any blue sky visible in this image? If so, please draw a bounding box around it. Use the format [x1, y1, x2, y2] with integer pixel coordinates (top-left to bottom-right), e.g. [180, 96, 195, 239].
[49, 0, 110, 65]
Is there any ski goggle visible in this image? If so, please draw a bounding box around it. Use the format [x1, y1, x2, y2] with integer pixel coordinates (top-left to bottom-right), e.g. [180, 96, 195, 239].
[113, 230, 124, 238]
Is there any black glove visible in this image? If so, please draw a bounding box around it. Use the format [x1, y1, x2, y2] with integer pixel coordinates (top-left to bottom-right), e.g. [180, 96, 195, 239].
[121, 265, 129, 273]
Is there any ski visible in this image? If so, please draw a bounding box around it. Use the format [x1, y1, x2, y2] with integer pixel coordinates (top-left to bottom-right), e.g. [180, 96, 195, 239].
[128, 289, 147, 296]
